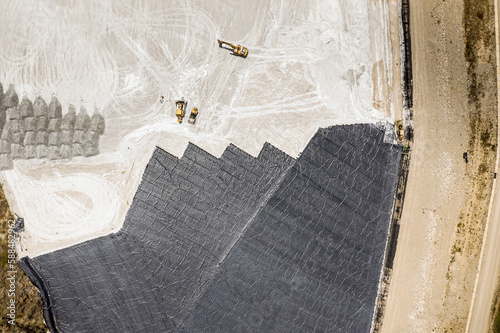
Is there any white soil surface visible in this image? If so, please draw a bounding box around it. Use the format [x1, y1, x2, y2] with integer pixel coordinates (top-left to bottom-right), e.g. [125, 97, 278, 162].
[0, 0, 395, 257]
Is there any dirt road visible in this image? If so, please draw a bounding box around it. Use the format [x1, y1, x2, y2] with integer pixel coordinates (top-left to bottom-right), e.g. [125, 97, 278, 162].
[467, 178, 500, 332]
[381, 2, 469, 331]
[381, 0, 498, 332]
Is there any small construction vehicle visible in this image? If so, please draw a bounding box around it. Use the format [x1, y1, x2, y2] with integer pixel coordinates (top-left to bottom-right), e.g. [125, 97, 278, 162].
[175, 99, 186, 123]
[12, 213, 24, 233]
[395, 120, 404, 142]
[188, 107, 198, 125]
[217, 39, 248, 57]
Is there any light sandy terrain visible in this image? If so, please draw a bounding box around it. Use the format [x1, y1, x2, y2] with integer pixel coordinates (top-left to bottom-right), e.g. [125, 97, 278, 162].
[466, 0, 500, 330]
[387, 0, 403, 123]
[0, 0, 395, 257]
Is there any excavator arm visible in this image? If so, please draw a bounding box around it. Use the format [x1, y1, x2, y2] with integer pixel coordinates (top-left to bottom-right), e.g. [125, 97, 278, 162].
[217, 39, 248, 57]
[217, 39, 236, 49]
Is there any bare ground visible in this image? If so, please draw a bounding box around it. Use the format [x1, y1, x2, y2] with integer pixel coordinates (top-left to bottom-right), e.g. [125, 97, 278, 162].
[381, 0, 498, 332]
[491, 283, 500, 332]
[438, 0, 498, 331]
[0, 186, 47, 332]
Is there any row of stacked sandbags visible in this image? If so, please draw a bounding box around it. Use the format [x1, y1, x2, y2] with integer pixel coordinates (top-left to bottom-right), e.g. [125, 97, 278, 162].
[0, 83, 105, 170]
[0, 84, 18, 169]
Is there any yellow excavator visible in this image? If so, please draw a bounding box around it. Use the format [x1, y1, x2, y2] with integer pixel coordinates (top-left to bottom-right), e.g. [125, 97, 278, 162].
[217, 39, 248, 57]
[175, 99, 186, 123]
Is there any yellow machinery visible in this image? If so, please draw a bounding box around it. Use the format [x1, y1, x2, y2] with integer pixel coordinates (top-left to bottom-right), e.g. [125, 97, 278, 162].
[217, 39, 248, 57]
[188, 107, 198, 125]
[175, 99, 186, 123]
[395, 120, 404, 142]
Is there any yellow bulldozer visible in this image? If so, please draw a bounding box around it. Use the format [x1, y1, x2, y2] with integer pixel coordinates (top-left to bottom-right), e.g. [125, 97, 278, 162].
[188, 107, 198, 125]
[175, 99, 187, 123]
[217, 39, 248, 57]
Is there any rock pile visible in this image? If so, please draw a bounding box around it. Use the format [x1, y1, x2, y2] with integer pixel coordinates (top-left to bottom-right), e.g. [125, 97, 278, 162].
[0, 83, 105, 170]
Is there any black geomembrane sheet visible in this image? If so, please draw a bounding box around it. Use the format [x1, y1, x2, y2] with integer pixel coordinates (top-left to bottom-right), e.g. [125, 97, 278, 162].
[20, 124, 400, 333]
